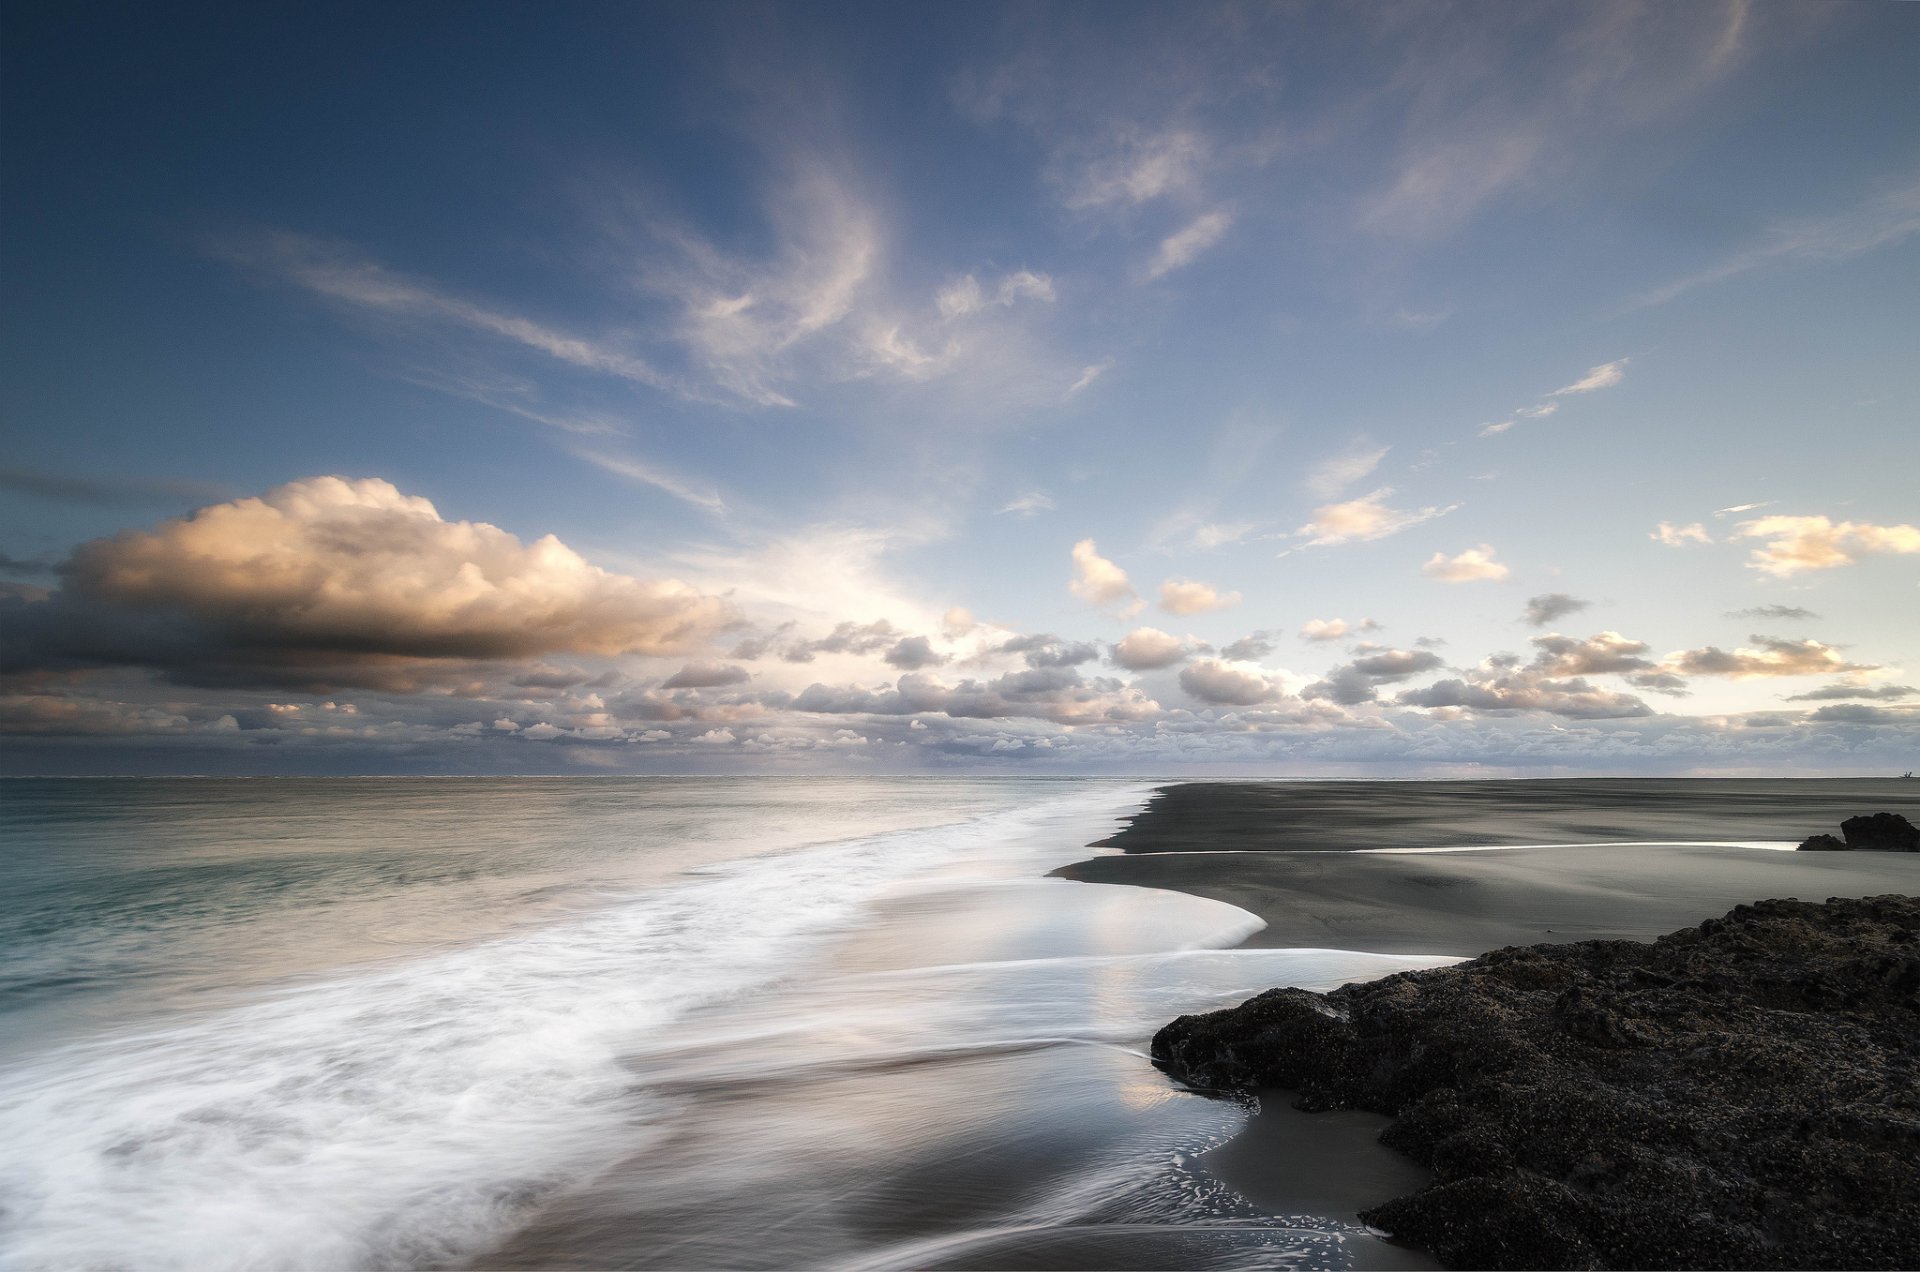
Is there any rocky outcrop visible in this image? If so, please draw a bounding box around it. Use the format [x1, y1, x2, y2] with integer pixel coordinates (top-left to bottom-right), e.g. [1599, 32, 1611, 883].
[1842, 812, 1920, 852]
[1797, 811, 1918, 851]
[1153, 895, 1920, 1270]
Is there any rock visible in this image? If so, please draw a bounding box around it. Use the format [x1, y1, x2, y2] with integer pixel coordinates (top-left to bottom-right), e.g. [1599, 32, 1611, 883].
[1841, 812, 1920, 852]
[1151, 895, 1920, 1270]
[1798, 833, 1850, 851]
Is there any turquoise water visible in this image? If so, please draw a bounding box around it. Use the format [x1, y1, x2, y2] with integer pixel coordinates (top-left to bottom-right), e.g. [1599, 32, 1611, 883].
[0, 777, 1448, 1270]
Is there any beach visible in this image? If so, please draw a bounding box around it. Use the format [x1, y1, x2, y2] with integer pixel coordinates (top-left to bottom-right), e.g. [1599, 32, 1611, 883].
[2, 775, 1914, 1270]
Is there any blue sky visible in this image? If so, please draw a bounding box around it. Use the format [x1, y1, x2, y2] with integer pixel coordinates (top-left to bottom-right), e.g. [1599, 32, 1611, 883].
[3, 0, 1917, 774]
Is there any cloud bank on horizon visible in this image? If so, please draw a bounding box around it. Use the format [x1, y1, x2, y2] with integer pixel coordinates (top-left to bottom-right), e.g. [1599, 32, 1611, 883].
[1, 1, 1916, 775]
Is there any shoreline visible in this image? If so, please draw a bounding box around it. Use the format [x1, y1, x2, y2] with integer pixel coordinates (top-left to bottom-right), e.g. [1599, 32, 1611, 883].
[1059, 779, 1920, 1268]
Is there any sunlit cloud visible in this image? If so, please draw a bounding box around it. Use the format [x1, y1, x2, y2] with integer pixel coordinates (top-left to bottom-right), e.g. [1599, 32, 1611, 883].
[1306, 439, 1390, 499]
[1421, 545, 1509, 582]
[1550, 358, 1629, 396]
[1157, 578, 1240, 615]
[1652, 521, 1713, 547]
[1295, 489, 1454, 549]
[1733, 514, 1920, 576]
[1068, 538, 1135, 607]
[1109, 626, 1190, 670]
[1664, 635, 1875, 679]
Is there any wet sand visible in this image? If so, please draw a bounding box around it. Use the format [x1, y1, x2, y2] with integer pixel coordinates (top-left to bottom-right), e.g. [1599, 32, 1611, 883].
[1062, 778, 1920, 954]
[1063, 778, 1920, 1258]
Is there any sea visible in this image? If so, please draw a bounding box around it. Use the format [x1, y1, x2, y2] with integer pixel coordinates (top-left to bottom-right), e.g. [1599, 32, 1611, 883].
[0, 777, 1451, 1271]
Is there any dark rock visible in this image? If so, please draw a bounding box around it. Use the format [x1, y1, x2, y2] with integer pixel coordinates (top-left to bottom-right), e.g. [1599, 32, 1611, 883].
[1798, 833, 1850, 851]
[1841, 812, 1920, 852]
[1152, 895, 1920, 1270]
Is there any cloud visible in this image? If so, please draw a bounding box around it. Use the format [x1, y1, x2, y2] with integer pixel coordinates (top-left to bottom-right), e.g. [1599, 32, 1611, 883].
[1296, 489, 1454, 549]
[1664, 635, 1875, 679]
[1550, 359, 1628, 396]
[1524, 593, 1590, 626]
[1517, 403, 1559, 420]
[0, 466, 230, 508]
[1635, 176, 1920, 307]
[1422, 546, 1509, 582]
[661, 662, 752, 689]
[1715, 502, 1771, 516]
[1306, 440, 1391, 499]
[8, 477, 734, 689]
[1069, 538, 1135, 605]
[1478, 419, 1517, 438]
[1300, 618, 1378, 643]
[998, 491, 1056, 517]
[936, 270, 1057, 319]
[574, 451, 727, 514]
[1220, 631, 1278, 662]
[1727, 604, 1818, 621]
[1479, 402, 1561, 439]
[1144, 209, 1234, 279]
[1061, 128, 1209, 209]
[1064, 359, 1114, 398]
[1528, 631, 1657, 678]
[1304, 648, 1444, 705]
[1732, 514, 1920, 576]
[223, 233, 685, 396]
[1158, 578, 1240, 615]
[1807, 704, 1904, 726]
[782, 619, 902, 662]
[1179, 659, 1279, 706]
[1652, 521, 1713, 547]
[1786, 683, 1915, 703]
[1399, 674, 1653, 720]
[1191, 522, 1256, 549]
[883, 635, 949, 670]
[998, 634, 1101, 668]
[1109, 626, 1190, 671]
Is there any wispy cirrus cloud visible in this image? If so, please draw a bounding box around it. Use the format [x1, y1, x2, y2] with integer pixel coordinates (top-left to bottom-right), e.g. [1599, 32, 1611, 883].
[1294, 488, 1455, 550]
[1143, 209, 1234, 280]
[1634, 175, 1920, 308]
[1550, 358, 1629, 396]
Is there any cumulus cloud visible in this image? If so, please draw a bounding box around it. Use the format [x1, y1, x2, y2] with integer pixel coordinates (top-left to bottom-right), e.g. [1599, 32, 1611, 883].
[781, 619, 903, 662]
[1524, 593, 1590, 627]
[1109, 626, 1190, 671]
[883, 635, 948, 670]
[1422, 545, 1509, 582]
[1732, 514, 1920, 577]
[1179, 659, 1279, 706]
[1550, 358, 1628, 396]
[1304, 648, 1443, 705]
[1158, 578, 1240, 615]
[1219, 632, 1278, 662]
[1069, 538, 1135, 606]
[661, 662, 752, 689]
[998, 634, 1102, 668]
[1299, 617, 1379, 643]
[1399, 674, 1653, 719]
[1306, 439, 1391, 499]
[1145, 210, 1234, 279]
[791, 666, 1159, 726]
[1786, 682, 1916, 702]
[1296, 489, 1454, 549]
[1664, 635, 1875, 679]
[9, 477, 734, 689]
[1529, 632, 1655, 677]
[1652, 521, 1713, 547]
[1807, 703, 1905, 726]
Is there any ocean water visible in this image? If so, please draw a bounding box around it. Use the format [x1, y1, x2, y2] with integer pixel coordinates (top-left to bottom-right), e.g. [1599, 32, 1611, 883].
[0, 778, 1451, 1271]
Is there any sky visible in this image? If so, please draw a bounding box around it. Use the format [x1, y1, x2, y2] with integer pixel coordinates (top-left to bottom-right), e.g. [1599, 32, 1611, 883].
[2, 0, 1917, 776]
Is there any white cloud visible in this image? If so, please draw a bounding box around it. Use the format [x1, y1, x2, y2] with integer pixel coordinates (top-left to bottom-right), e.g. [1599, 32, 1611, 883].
[1144, 209, 1234, 280]
[1110, 626, 1190, 670]
[1517, 403, 1559, 419]
[1550, 359, 1629, 396]
[1063, 128, 1210, 209]
[1069, 538, 1135, 605]
[1733, 515, 1920, 577]
[1478, 419, 1516, 438]
[574, 451, 727, 515]
[1421, 545, 1510, 582]
[1064, 359, 1114, 398]
[1300, 618, 1378, 642]
[1652, 521, 1713, 547]
[1190, 522, 1256, 550]
[998, 491, 1056, 517]
[1306, 439, 1391, 499]
[1158, 578, 1241, 615]
[937, 270, 1056, 319]
[1295, 488, 1454, 549]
